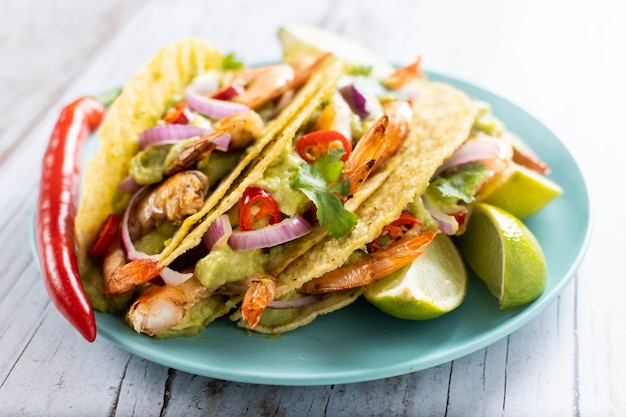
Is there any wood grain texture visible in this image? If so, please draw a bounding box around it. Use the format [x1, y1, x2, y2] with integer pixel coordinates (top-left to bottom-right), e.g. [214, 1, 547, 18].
[1, 0, 624, 415]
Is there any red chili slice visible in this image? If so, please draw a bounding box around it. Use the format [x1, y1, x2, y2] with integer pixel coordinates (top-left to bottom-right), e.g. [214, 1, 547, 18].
[87, 214, 122, 258]
[238, 187, 281, 231]
[367, 210, 422, 252]
[211, 83, 245, 101]
[295, 130, 352, 162]
[162, 101, 193, 124]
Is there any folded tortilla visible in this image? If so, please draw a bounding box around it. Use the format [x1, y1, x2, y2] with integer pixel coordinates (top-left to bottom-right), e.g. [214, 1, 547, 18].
[74, 37, 336, 312]
[243, 79, 476, 334]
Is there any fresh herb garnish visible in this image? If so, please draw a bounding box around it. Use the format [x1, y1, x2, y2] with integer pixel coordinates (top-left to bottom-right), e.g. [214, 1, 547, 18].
[429, 162, 492, 204]
[222, 53, 244, 70]
[294, 149, 358, 238]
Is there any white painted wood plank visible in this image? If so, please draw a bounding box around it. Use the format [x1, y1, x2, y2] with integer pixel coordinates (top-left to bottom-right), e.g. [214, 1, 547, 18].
[2, 0, 626, 415]
[113, 356, 170, 417]
[0, 306, 134, 416]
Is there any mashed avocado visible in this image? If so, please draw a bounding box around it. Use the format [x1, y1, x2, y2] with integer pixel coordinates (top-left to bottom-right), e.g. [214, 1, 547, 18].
[195, 245, 268, 289]
[197, 151, 242, 187]
[256, 147, 309, 216]
[135, 222, 176, 255]
[129, 144, 172, 185]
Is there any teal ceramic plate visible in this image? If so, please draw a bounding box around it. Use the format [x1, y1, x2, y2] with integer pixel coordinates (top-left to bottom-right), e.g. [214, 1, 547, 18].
[34, 72, 591, 386]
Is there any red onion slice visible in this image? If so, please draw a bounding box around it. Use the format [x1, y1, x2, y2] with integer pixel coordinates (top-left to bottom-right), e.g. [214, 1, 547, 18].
[339, 84, 370, 119]
[159, 268, 193, 286]
[228, 215, 312, 251]
[139, 125, 213, 150]
[186, 85, 249, 120]
[121, 187, 151, 261]
[203, 214, 233, 250]
[117, 176, 141, 194]
[210, 133, 231, 152]
[120, 186, 192, 284]
[422, 195, 458, 236]
[436, 137, 512, 176]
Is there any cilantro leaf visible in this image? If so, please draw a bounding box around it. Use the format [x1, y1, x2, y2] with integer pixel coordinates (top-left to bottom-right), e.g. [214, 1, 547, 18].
[429, 162, 492, 204]
[222, 53, 244, 70]
[293, 150, 358, 238]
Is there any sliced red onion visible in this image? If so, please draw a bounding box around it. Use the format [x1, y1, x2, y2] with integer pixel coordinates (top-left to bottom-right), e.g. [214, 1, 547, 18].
[339, 84, 370, 119]
[267, 294, 321, 310]
[159, 268, 193, 286]
[121, 187, 151, 261]
[436, 137, 512, 176]
[211, 133, 231, 152]
[139, 125, 213, 150]
[229, 215, 312, 251]
[186, 85, 249, 120]
[422, 196, 458, 236]
[203, 214, 233, 251]
[120, 186, 192, 284]
[117, 176, 141, 194]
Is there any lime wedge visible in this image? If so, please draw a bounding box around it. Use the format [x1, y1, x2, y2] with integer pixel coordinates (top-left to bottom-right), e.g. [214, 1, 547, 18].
[364, 234, 467, 320]
[456, 203, 547, 310]
[278, 25, 395, 79]
[478, 163, 563, 219]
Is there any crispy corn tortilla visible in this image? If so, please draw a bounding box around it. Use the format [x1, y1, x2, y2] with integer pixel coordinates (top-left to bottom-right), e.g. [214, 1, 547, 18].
[158, 57, 345, 265]
[76, 38, 223, 268]
[158, 57, 345, 263]
[240, 80, 476, 334]
[76, 38, 337, 275]
[275, 80, 475, 298]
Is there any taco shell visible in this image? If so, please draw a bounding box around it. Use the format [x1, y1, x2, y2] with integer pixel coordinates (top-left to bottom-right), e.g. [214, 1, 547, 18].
[240, 79, 476, 334]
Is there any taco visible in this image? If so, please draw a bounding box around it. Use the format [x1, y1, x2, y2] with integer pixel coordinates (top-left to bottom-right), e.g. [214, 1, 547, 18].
[78, 34, 555, 339]
[116, 47, 481, 337]
[75, 37, 341, 317]
[240, 82, 560, 335]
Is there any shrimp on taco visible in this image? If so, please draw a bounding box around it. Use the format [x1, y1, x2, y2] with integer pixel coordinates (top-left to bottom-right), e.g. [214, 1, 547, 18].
[116, 47, 474, 337]
[75, 37, 339, 327]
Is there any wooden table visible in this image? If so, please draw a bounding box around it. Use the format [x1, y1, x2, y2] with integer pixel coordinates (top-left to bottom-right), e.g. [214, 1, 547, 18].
[1, 0, 624, 415]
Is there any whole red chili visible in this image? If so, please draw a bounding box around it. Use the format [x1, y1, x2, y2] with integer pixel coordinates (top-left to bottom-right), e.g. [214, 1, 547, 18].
[35, 95, 108, 342]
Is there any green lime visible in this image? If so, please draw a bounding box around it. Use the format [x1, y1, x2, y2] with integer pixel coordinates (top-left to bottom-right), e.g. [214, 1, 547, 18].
[478, 163, 562, 219]
[364, 234, 467, 320]
[456, 203, 547, 310]
[278, 25, 395, 79]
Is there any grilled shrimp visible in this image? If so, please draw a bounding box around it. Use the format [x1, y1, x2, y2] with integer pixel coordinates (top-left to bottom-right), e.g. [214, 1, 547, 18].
[131, 170, 209, 238]
[212, 109, 264, 149]
[299, 231, 437, 294]
[313, 93, 354, 140]
[127, 277, 213, 336]
[342, 114, 389, 195]
[165, 130, 226, 176]
[229, 54, 331, 110]
[383, 57, 424, 90]
[230, 64, 295, 109]
[375, 100, 413, 168]
[240, 274, 276, 328]
[105, 257, 165, 296]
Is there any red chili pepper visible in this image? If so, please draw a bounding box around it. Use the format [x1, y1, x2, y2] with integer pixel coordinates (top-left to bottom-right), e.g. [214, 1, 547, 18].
[161, 101, 193, 124]
[238, 186, 281, 231]
[87, 214, 122, 258]
[452, 210, 467, 229]
[295, 130, 352, 163]
[35, 95, 107, 342]
[211, 83, 245, 101]
[368, 210, 422, 252]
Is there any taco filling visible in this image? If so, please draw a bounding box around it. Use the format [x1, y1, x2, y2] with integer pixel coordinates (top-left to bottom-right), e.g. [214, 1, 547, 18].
[76, 33, 558, 339]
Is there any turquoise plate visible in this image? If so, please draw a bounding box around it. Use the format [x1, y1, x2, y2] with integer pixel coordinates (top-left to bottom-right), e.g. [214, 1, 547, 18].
[34, 72, 591, 386]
